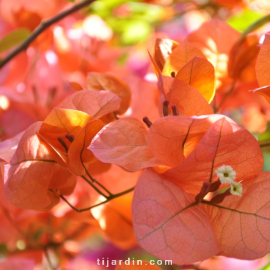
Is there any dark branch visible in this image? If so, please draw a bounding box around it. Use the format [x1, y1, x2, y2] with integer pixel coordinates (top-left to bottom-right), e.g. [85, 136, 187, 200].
[59, 187, 135, 213]
[0, 0, 96, 69]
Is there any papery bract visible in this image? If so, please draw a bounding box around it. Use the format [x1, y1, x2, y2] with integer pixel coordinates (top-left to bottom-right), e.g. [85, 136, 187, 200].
[187, 18, 240, 88]
[250, 85, 270, 103]
[132, 168, 221, 265]
[163, 117, 263, 194]
[162, 40, 206, 76]
[90, 118, 161, 171]
[39, 108, 93, 158]
[199, 255, 267, 270]
[56, 89, 121, 119]
[148, 115, 224, 167]
[256, 32, 270, 87]
[0, 131, 24, 162]
[175, 56, 215, 103]
[86, 72, 131, 115]
[68, 119, 105, 175]
[91, 194, 136, 249]
[4, 122, 76, 210]
[205, 172, 270, 259]
[158, 75, 213, 116]
[228, 34, 260, 82]
[153, 38, 179, 71]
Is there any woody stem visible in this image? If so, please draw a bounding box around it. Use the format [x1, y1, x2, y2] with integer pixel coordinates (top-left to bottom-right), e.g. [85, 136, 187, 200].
[81, 175, 109, 198]
[44, 248, 57, 270]
[0, 0, 96, 69]
[259, 142, 270, 148]
[82, 163, 112, 196]
[59, 187, 135, 213]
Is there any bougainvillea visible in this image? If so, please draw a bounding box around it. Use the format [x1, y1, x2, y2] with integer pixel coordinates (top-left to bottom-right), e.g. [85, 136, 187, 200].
[2, 0, 270, 269]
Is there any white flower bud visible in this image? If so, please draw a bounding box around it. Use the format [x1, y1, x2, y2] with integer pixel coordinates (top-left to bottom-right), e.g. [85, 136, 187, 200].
[215, 165, 236, 184]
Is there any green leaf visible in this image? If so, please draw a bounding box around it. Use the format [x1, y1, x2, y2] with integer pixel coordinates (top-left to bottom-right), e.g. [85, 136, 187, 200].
[117, 52, 128, 65]
[0, 28, 30, 53]
[260, 263, 270, 270]
[0, 243, 8, 256]
[262, 151, 270, 171]
[33, 230, 43, 240]
[121, 20, 151, 45]
[227, 9, 264, 32]
[234, 13, 270, 44]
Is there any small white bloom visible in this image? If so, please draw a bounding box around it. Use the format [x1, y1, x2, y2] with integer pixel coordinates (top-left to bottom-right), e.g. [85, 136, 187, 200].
[215, 165, 236, 184]
[230, 181, 243, 197]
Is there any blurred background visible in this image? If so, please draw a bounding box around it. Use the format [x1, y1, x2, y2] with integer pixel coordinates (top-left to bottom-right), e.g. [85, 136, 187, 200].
[1, 0, 270, 269]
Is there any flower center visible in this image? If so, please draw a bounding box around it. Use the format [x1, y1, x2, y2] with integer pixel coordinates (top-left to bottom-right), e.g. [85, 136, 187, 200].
[224, 173, 228, 177]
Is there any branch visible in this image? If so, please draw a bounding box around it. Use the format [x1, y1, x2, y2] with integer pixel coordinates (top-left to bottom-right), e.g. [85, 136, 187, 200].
[82, 162, 113, 196]
[260, 142, 270, 148]
[44, 248, 57, 270]
[59, 186, 135, 213]
[0, 0, 96, 69]
[81, 175, 109, 198]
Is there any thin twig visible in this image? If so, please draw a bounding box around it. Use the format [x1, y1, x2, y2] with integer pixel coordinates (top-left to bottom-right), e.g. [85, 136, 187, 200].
[260, 142, 270, 148]
[83, 163, 112, 196]
[44, 248, 56, 270]
[59, 186, 135, 213]
[0, 0, 96, 69]
[81, 175, 108, 198]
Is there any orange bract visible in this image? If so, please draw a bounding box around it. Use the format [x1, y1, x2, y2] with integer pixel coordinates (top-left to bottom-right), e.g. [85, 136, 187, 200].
[256, 32, 270, 87]
[250, 85, 270, 103]
[157, 75, 213, 116]
[4, 122, 76, 211]
[148, 115, 221, 167]
[86, 72, 131, 115]
[154, 38, 179, 71]
[187, 18, 241, 89]
[162, 40, 206, 76]
[229, 34, 260, 82]
[132, 169, 221, 265]
[68, 119, 105, 175]
[39, 108, 93, 156]
[91, 194, 136, 249]
[175, 56, 215, 102]
[204, 172, 270, 259]
[89, 118, 161, 171]
[163, 117, 263, 194]
[57, 90, 121, 119]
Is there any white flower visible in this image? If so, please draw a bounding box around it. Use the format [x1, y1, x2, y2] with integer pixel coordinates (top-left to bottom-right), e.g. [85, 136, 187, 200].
[230, 181, 243, 197]
[215, 165, 236, 184]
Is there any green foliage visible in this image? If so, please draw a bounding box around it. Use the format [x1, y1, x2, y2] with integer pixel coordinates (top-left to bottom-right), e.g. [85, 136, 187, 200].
[117, 52, 128, 65]
[0, 244, 8, 256]
[227, 9, 264, 32]
[260, 263, 270, 270]
[262, 152, 270, 172]
[0, 28, 30, 54]
[119, 19, 151, 45]
[88, 0, 163, 45]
